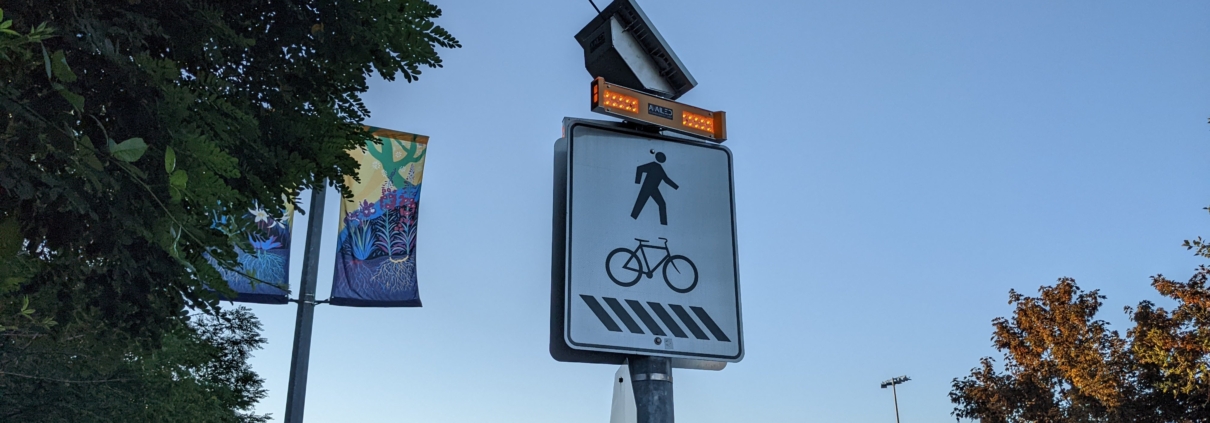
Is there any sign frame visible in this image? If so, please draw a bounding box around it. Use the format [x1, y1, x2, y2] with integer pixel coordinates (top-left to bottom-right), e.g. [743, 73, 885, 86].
[551, 117, 743, 363]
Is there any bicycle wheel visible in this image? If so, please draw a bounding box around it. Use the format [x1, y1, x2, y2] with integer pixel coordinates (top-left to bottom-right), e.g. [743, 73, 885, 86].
[606, 248, 642, 287]
[663, 255, 698, 293]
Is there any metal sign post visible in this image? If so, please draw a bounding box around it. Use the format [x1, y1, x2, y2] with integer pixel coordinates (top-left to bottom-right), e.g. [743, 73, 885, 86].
[629, 356, 674, 423]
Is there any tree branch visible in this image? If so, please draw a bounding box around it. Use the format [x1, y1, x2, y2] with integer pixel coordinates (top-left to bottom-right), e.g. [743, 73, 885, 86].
[0, 371, 130, 384]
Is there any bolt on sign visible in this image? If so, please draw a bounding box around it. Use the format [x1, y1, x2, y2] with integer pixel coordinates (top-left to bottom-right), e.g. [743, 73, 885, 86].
[551, 118, 743, 362]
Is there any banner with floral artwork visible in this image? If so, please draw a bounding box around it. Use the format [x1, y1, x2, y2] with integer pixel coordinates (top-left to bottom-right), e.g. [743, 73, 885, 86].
[330, 127, 426, 307]
[206, 202, 294, 304]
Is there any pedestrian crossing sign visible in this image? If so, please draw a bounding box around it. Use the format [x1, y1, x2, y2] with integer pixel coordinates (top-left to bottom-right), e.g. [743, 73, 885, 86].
[551, 118, 743, 362]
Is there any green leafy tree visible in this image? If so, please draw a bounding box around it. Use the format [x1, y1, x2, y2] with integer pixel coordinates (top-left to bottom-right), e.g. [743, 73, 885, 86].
[0, 0, 459, 335]
[0, 0, 458, 419]
[2, 307, 270, 422]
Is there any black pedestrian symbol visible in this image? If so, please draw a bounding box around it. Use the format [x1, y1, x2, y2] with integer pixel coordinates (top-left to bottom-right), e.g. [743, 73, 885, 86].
[631, 151, 678, 225]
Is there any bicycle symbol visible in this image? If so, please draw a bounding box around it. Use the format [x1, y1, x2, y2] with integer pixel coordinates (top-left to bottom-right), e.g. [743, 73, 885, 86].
[605, 237, 698, 293]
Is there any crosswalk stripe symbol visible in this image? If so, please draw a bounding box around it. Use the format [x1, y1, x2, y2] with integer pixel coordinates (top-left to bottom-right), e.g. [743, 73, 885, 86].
[579, 295, 731, 343]
[646, 302, 688, 338]
[603, 297, 644, 334]
[669, 304, 709, 340]
[626, 299, 667, 337]
[691, 306, 731, 342]
[580, 295, 622, 332]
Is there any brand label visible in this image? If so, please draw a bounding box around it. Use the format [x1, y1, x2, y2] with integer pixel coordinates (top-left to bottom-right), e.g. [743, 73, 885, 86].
[647, 104, 674, 120]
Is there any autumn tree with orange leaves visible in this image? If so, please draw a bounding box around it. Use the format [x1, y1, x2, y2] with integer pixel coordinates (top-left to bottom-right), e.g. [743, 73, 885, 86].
[951, 225, 1210, 422]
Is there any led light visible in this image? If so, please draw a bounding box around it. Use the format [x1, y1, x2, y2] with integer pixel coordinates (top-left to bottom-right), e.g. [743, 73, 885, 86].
[682, 111, 714, 132]
[602, 90, 639, 113]
[589, 77, 727, 142]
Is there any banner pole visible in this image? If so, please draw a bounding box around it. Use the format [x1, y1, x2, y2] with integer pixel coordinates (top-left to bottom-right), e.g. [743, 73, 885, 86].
[285, 182, 328, 423]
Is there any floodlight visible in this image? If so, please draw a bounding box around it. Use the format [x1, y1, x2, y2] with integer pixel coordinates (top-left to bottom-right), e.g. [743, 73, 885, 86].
[575, 0, 697, 100]
[591, 77, 727, 142]
[880, 375, 911, 388]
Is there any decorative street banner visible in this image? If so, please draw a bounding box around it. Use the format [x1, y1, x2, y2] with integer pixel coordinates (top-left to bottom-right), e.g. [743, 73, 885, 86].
[330, 127, 427, 307]
[206, 202, 294, 304]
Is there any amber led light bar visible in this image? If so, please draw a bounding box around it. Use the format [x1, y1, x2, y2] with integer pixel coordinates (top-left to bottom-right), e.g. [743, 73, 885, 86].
[590, 77, 727, 142]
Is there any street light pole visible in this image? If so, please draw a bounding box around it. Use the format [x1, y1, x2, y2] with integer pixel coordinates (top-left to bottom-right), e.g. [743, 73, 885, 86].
[891, 382, 900, 423]
[880, 375, 910, 423]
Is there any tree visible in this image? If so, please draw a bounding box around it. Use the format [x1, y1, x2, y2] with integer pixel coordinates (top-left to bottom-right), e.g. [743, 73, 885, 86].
[951, 244, 1210, 421]
[0, 0, 458, 419]
[949, 279, 1143, 422]
[1129, 254, 1210, 418]
[2, 307, 271, 422]
[0, 0, 459, 338]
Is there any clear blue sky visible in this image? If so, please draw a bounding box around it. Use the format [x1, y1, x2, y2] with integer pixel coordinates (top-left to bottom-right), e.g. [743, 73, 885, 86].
[242, 1, 1210, 421]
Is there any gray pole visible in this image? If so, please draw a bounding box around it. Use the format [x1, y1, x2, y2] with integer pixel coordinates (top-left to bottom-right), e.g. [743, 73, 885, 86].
[881, 375, 909, 423]
[284, 183, 328, 423]
[891, 383, 900, 423]
[629, 356, 674, 423]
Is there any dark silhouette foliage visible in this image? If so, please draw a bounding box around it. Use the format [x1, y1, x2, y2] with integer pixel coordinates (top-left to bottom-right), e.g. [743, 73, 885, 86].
[0, 1, 457, 419]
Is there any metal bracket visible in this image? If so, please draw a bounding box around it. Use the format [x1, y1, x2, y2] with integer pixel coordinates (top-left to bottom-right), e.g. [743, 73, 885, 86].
[630, 372, 672, 382]
[287, 298, 331, 305]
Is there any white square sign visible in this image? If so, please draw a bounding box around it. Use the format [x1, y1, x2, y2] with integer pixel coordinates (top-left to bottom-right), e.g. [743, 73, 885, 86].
[561, 120, 742, 361]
